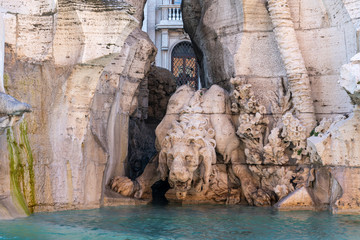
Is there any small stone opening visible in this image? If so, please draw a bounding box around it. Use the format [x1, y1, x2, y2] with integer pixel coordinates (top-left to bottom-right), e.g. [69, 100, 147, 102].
[151, 180, 170, 205]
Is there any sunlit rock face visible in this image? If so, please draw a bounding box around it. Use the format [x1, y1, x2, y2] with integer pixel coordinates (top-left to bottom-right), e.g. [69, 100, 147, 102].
[177, 0, 360, 212]
[109, 0, 360, 212]
[111, 84, 322, 206]
[182, 0, 357, 118]
[307, 53, 360, 214]
[1, 0, 360, 218]
[0, 0, 156, 217]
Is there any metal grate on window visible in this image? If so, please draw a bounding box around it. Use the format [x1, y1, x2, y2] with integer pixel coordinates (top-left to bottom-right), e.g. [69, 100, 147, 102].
[171, 41, 199, 89]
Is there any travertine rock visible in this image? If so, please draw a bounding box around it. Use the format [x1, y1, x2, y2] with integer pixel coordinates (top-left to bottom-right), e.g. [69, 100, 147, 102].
[0, 93, 31, 133]
[179, 0, 358, 212]
[307, 53, 360, 213]
[308, 54, 360, 167]
[267, 0, 316, 135]
[111, 85, 274, 206]
[147, 66, 177, 121]
[339, 53, 360, 106]
[1, 0, 360, 217]
[182, 0, 241, 89]
[275, 187, 316, 211]
[182, 0, 356, 115]
[329, 167, 360, 214]
[0, 0, 155, 218]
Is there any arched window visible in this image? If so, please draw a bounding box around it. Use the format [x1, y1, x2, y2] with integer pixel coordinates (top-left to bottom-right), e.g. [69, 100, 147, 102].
[171, 41, 199, 89]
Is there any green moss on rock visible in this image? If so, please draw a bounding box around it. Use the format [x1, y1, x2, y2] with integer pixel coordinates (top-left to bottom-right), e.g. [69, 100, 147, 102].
[4, 73, 9, 92]
[7, 121, 36, 215]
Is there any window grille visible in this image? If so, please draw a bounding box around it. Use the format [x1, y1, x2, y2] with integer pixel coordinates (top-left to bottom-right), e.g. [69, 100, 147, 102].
[171, 41, 199, 89]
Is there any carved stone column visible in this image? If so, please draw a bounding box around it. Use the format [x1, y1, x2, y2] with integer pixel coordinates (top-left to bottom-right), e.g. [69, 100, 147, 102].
[267, 0, 316, 135]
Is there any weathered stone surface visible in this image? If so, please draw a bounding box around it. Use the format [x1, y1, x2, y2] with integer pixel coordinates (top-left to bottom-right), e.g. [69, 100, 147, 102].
[182, 0, 242, 89]
[53, 1, 138, 66]
[308, 54, 360, 167]
[0, 0, 155, 218]
[0, 133, 28, 219]
[111, 85, 277, 206]
[147, 66, 177, 122]
[275, 187, 316, 211]
[234, 32, 286, 78]
[308, 111, 360, 167]
[0, 0, 56, 15]
[1, 0, 360, 217]
[339, 53, 360, 105]
[307, 52, 360, 214]
[330, 167, 360, 214]
[182, 0, 357, 114]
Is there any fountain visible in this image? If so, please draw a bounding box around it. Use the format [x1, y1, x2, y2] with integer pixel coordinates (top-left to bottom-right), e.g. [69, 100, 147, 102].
[0, 1, 360, 238]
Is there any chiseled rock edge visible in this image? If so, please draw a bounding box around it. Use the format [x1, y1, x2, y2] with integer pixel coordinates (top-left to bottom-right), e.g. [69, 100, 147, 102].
[275, 187, 316, 211]
[0, 0, 154, 218]
[0, 92, 31, 131]
[307, 53, 360, 214]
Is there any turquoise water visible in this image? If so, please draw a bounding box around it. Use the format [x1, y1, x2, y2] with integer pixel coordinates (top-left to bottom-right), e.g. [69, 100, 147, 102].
[1, 205, 360, 240]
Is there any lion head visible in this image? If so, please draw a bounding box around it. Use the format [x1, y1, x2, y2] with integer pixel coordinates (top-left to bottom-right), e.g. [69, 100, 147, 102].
[158, 110, 216, 200]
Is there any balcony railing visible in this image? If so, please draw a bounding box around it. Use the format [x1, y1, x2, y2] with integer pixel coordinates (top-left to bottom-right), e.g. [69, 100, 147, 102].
[156, 4, 183, 30]
[160, 4, 182, 21]
[168, 6, 182, 21]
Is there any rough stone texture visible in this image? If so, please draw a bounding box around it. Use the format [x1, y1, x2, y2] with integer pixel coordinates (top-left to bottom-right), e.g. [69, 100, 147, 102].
[275, 187, 316, 211]
[178, 0, 360, 212]
[267, 0, 316, 135]
[181, 0, 242, 89]
[1, 0, 360, 217]
[329, 167, 360, 214]
[306, 53, 360, 213]
[111, 85, 277, 206]
[0, 0, 156, 218]
[308, 54, 360, 167]
[127, 66, 176, 181]
[147, 66, 177, 122]
[0, 133, 29, 219]
[182, 0, 358, 117]
[308, 111, 360, 167]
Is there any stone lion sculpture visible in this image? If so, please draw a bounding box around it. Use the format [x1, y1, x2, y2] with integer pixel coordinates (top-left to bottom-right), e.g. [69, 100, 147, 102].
[111, 85, 272, 206]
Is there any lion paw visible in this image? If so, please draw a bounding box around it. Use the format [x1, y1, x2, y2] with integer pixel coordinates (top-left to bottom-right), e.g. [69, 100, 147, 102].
[110, 176, 135, 197]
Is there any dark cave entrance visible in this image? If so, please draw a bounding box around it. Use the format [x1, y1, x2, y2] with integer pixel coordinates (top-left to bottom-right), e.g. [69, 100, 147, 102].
[151, 180, 171, 205]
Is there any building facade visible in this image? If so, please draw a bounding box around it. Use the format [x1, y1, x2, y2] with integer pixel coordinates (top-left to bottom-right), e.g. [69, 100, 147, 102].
[143, 0, 200, 89]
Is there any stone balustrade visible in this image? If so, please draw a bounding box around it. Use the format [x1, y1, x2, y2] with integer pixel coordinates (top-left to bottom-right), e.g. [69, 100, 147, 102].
[160, 4, 182, 21]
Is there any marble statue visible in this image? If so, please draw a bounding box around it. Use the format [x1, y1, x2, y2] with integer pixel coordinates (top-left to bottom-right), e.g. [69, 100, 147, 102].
[111, 85, 275, 206]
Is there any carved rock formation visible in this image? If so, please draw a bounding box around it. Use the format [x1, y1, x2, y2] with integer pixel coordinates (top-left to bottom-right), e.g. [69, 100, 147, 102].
[0, 0, 155, 218]
[267, 0, 316, 135]
[0, 93, 31, 132]
[1, 0, 359, 218]
[307, 53, 360, 213]
[111, 85, 274, 206]
[231, 77, 312, 202]
[147, 66, 177, 122]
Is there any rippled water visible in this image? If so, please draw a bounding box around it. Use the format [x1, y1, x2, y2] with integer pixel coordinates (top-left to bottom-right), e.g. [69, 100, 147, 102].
[1, 205, 360, 239]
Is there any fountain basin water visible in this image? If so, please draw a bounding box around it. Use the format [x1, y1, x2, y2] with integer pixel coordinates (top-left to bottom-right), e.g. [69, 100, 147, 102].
[0, 205, 360, 239]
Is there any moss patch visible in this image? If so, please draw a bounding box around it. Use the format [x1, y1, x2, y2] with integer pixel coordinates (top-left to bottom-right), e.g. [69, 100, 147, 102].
[3, 73, 9, 92]
[7, 121, 36, 214]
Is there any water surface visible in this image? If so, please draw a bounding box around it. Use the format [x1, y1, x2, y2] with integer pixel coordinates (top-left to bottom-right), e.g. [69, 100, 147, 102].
[1, 205, 360, 239]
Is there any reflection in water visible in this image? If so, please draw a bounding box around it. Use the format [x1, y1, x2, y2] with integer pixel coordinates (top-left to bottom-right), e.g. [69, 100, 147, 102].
[1, 205, 360, 240]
